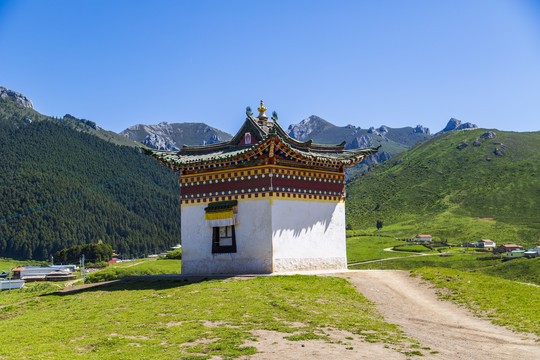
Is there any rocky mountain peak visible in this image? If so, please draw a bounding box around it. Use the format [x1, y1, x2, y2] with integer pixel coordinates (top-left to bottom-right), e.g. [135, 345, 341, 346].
[367, 126, 389, 137]
[143, 134, 180, 151]
[413, 125, 430, 135]
[120, 122, 233, 151]
[438, 118, 478, 134]
[345, 134, 373, 150]
[0, 86, 34, 109]
[286, 115, 333, 141]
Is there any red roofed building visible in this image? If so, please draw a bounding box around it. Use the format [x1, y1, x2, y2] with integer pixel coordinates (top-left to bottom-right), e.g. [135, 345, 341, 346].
[414, 234, 432, 242]
[494, 244, 524, 254]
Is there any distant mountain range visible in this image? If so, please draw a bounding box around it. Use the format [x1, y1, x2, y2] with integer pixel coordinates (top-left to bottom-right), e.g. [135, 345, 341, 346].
[285, 115, 436, 176]
[119, 114, 476, 177]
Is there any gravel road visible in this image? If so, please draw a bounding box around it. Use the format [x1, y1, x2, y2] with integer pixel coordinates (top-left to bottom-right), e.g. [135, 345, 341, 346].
[336, 270, 539, 359]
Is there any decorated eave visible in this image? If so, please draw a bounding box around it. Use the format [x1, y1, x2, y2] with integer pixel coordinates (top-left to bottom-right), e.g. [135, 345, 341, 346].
[147, 102, 379, 172]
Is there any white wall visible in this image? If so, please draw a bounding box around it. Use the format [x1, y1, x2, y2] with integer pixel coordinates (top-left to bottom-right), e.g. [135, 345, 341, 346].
[271, 200, 347, 272]
[181, 198, 347, 274]
[181, 199, 273, 274]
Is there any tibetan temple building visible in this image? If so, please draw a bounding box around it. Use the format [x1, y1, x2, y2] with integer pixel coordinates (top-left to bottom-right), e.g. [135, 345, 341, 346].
[149, 101, 379, 274]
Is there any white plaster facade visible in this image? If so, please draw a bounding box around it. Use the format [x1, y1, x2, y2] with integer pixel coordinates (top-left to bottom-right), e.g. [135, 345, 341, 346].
[271, 200, 347, 272]
[181, 198, 347, 275]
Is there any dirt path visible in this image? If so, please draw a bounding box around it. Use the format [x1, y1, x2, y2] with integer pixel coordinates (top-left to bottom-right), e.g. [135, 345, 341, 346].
[334, 270, 539, 359]
[64, 278, 84, 287]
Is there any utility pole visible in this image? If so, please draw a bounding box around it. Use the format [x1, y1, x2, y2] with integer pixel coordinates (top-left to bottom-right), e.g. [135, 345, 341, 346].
[80, 254, 85, 279]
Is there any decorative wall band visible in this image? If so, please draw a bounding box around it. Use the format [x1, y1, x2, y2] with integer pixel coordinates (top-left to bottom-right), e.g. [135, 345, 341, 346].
[181, 187, 344, 199]
[180, 192, 345, 206]
[181, 165, 344, 185]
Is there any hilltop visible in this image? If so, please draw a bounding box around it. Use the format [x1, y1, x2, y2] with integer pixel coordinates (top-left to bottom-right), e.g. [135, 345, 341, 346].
[346, 128, 540, 247]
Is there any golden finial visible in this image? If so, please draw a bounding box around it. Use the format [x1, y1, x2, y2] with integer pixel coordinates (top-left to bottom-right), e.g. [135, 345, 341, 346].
[257, 100, 267, 114]
[257, 100, 268, 121]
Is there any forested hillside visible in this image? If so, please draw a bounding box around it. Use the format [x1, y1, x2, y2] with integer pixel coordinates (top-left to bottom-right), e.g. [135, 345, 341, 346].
[0, 100, 181, 260]
[346, 129, 540, 247]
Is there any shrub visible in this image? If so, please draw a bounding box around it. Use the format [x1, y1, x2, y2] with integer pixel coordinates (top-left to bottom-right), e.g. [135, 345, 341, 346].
[166, 248, 182, 259]
[85, 261, 109, 269]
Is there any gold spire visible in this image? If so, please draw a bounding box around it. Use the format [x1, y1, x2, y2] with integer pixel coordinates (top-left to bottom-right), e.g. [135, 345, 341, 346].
[257, 100, 268, 121]
[257, 100, 267, 114]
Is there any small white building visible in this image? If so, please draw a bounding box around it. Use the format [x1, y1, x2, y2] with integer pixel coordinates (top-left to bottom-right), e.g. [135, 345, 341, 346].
[150, 102, 378, 274]
[478, 239, 496, 249]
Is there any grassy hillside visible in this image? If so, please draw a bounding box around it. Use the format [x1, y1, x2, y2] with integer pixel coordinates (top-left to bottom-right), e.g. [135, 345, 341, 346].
[0, 101, 181, 260]
[346, 129, 540, 247]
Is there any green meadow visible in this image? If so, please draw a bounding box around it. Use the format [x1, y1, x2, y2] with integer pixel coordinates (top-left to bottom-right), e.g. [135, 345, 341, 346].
[85, 258, 181, 283]
[348, 235, 540, 285]
[1, 233, 539, 358]
[0, 274, 418, 359]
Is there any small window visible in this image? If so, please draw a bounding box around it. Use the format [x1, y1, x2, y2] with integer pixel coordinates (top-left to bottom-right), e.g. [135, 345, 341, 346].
[212, 225, 236, 253]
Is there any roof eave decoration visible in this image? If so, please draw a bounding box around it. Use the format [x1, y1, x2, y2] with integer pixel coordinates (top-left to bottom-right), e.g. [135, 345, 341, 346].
[149, 134, 379, 171]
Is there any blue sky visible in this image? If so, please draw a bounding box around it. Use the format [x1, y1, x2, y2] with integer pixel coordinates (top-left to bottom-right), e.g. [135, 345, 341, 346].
[1, 0, 539, 135]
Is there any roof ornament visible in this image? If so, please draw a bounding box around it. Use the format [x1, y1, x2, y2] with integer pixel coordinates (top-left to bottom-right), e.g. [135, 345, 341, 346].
[257, 100, 268, 121]
[246, 106, 253, 117]
[271, 111, 278, 122]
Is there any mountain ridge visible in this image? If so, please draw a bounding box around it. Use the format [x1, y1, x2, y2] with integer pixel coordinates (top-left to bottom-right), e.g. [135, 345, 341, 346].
[121, 122, 233, 150]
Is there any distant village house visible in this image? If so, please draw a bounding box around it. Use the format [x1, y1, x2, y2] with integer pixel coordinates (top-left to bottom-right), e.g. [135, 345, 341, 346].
[12, 265, 76, 282]
[494, 244, 524, 255]
[414, 234, 432, 242]
[472, 239, 496, 249]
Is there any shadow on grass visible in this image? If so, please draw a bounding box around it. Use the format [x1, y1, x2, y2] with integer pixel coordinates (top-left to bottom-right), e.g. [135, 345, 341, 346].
[45, 275, 237, 296]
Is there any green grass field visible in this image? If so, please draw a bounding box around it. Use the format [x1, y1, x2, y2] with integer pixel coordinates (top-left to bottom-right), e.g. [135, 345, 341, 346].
[350, 248, 540, 286]
[2, 232, 539, 358]
[346, 235, 417, 263]
[0, 275, 417, 359]
[85, 258, 182, 283]
[0, 257, 48, 270]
